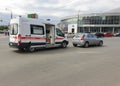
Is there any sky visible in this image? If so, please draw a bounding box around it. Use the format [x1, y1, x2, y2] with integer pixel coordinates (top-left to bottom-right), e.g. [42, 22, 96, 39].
[0, 0, 120, 25]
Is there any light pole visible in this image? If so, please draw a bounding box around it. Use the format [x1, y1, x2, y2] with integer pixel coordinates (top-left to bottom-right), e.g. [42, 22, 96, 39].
[77, 10, 80, 33]
[5, 8, 13, 19]
[0, 20, 3, 22]
[0, 12, 3, 22]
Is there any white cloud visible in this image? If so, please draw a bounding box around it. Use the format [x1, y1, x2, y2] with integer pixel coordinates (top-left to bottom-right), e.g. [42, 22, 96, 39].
[0, 0, 120, 25]
[0, 0, 120, 16]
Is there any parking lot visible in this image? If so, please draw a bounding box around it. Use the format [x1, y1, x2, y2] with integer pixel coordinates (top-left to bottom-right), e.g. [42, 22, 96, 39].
[0, 37, 120, 86]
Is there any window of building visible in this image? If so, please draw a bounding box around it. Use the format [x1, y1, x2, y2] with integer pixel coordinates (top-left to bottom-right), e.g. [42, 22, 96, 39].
[72, 28, 75, 33]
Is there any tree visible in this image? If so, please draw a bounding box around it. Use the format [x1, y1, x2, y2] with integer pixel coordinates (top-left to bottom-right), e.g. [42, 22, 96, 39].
[0, 26, 9, 30]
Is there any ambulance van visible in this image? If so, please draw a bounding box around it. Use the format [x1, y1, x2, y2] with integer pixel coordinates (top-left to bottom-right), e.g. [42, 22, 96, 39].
[9, 17, 69, 52]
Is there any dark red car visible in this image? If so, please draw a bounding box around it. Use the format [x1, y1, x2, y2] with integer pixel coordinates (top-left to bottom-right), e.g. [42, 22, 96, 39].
[95, 32, 104, 38]
[104, 32, 114, 37]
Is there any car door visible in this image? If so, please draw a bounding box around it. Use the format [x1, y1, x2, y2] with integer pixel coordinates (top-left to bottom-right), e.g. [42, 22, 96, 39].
[86, 34, 94, 45]
[92, 34, 99, 45]
[30, 24, 46, 46]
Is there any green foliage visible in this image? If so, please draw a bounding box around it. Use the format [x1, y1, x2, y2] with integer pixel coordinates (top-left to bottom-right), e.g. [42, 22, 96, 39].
[0, 20, 3, 22]
[0, 26, 9, 30]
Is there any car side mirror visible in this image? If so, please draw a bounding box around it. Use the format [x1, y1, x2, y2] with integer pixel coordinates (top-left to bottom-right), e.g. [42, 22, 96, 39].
[62, 33, 65, 37]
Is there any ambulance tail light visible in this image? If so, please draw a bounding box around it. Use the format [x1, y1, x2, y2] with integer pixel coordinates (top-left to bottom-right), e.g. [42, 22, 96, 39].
[18, 34, 21, 45]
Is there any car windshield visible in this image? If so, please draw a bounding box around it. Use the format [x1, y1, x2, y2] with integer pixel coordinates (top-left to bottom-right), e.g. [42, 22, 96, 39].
[10, 24, 18, 35]
[75, 33, 83, 38]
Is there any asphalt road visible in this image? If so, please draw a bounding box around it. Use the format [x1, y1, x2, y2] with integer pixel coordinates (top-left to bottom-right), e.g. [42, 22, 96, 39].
[0, 37, 120, 86]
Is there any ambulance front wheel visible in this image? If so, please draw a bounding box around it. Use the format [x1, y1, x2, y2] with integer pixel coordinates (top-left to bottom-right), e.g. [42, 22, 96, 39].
[28, 46, 35, 52]
[61, 42, 67, 48]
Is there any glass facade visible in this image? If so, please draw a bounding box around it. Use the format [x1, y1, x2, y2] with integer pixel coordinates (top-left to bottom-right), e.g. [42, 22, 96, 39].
[79, 16, 120, 25]
[61, 13, 120, 33]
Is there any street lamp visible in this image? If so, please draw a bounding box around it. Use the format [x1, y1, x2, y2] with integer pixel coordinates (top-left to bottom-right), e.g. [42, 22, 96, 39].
[0, 19, 3, 22]
[0, 12, 3, 22]
[5, 8, 13, 19]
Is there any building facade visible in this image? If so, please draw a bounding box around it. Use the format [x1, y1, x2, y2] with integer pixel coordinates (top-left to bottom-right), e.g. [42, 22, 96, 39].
[61, 13, 120, 34]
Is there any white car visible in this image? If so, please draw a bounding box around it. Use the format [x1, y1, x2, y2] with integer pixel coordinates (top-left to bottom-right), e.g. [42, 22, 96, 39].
[73, 33, 103, 48]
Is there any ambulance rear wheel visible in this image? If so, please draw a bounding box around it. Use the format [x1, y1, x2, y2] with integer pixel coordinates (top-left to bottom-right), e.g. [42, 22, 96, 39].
[61, 42, 67, 48]
[28, 47, 35, 52]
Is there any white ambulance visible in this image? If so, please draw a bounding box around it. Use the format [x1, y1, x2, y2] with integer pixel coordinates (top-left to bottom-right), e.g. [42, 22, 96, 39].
[9, 17, 69, 52]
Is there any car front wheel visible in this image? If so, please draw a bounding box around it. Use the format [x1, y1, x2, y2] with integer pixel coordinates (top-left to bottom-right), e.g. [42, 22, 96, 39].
[99, 41, 103, 46]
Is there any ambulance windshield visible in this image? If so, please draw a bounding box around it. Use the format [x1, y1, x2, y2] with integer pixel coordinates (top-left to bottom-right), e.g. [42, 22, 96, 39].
[10, 24, 18, 35]
[56, 28, 64, 37]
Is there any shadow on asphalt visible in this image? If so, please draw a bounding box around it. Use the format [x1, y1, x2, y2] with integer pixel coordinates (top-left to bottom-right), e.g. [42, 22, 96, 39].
[13, 47, 72, 54]
[12, 45, 106, 54]
[74, 45, 106, 48]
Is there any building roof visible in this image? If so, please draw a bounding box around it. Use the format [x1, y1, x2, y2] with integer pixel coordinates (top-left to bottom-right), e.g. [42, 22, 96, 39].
[61, 7, 120, 20]
[61, 13, 120, 21]
[107, 7, 120, 13]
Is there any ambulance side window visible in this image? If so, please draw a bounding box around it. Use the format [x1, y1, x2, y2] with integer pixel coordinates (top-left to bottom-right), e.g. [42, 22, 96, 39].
[31, 25, 44, 35]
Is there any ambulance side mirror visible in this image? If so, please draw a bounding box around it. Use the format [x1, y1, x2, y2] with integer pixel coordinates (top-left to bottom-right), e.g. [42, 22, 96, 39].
[62, 33, 65, 37]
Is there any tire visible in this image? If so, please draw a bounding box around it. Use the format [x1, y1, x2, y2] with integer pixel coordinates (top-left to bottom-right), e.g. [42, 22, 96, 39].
[28, 47, 35, 52]
[99, 41, 103, 46]
[84, 42, 89, 48]
[73, 44, 77, 47]
[61, 42, 67, 48]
